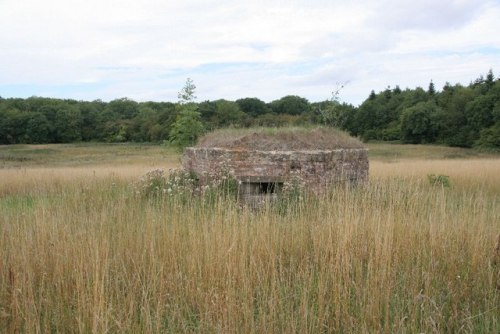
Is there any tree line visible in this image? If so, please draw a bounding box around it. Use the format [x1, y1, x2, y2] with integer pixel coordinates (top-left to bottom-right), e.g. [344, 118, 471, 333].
[0, 70, 499, 150]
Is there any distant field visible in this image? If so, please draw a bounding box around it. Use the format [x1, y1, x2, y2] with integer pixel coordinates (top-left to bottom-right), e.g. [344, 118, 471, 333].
[1, 143, 499, 333]
[1, 142, 498, 192]
[1, 141, 497, 167]
[366, 142, 498, 161]
[0, 143, 178, 168]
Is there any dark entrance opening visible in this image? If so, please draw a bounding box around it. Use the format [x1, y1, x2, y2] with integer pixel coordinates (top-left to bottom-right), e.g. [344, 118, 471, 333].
[258, 182, 279, 194]
[239, 178, 284, 198]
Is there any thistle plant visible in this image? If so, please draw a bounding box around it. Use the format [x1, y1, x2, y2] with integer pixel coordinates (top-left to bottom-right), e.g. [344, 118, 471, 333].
[135, 168, 197, 199]
[200, 164, 239, 200]
[135, 165, 238, 204]
[135, 168, 168, 198]
[275, 170, 307, 214]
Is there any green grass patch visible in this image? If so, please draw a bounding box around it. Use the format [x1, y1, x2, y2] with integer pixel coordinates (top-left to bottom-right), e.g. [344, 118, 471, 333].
[0, 194, 37, 212]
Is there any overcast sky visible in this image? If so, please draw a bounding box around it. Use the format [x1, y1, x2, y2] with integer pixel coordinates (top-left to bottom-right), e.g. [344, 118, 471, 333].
[1, 0, 499, 105]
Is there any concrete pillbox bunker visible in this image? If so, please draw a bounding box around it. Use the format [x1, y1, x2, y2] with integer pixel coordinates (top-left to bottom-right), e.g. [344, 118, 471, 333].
[181, 128, 369, 206]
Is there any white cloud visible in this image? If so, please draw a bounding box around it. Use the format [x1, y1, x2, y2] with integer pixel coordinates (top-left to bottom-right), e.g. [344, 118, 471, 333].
[1, 0, 499, 104]
[366, 0, 485, 31]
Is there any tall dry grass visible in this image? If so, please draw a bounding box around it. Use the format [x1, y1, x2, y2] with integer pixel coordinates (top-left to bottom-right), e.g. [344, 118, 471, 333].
[0, 158, 499, 333]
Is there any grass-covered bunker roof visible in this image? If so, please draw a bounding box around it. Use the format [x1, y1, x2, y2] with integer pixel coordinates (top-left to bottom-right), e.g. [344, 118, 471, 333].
[194, 127, 365, 151]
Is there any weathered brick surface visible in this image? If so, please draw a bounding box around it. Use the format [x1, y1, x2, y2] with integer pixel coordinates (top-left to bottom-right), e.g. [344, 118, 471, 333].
[182, 147, 369, 192]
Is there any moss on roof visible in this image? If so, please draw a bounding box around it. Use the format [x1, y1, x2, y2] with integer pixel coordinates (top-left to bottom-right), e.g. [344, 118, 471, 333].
[195, 127, 365, 151]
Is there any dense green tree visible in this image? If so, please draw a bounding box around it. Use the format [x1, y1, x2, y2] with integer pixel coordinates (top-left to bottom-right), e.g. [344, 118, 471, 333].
[465, 94, 495, 136]
[146, 101, 177, 141]
[485, 69, 494, 90]
[0, 108, 28, 144]
[400, 101, 440, 144]
[106, 98, 139, 119]
[428, 80, 436, 96]
[25, 96, 57, 113]
[236, 97, 269, 117]
[368, 90, 376, 100]
[169, 109, 204, 149]
[1, 98, 27, 112]
[128, 105, 158, 142]
[52, 105, 82, 142]
[214, 100, 247, 127]
[383, 87, 392, 100]
[0, 70, 498, 150]
[197, 100, 217, 128]
[25, 113, 50, 143]
[178, 78, 197, 103]
[79, 102, 103, 141]
[269, 95, 310, 115]
[493, 99, 500, 123]
[435, 84, 476, 147]
[169, 78, 204, 149]
[316, 100, 356, 130]
[95, 112, 119, 141]
[92, 99, 138, 142]
[352, 86, 419, 140]
[355, 95, 392, 139]
[475, 121, 500, 151]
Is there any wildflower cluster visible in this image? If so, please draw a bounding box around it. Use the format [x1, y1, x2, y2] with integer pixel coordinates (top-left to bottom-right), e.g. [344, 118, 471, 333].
[281, 170, 306, 201]
[134, 165, 239, 202]
[135, 168, 168, 198]
[165, 169, 198, 196]
[199, 165, 239, 198]
[275, 170, 307, 214]
[134, 168, 197, 199]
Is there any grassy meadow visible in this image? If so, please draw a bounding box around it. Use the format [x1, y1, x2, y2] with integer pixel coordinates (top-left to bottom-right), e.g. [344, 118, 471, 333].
[0, 143, 499, 333]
